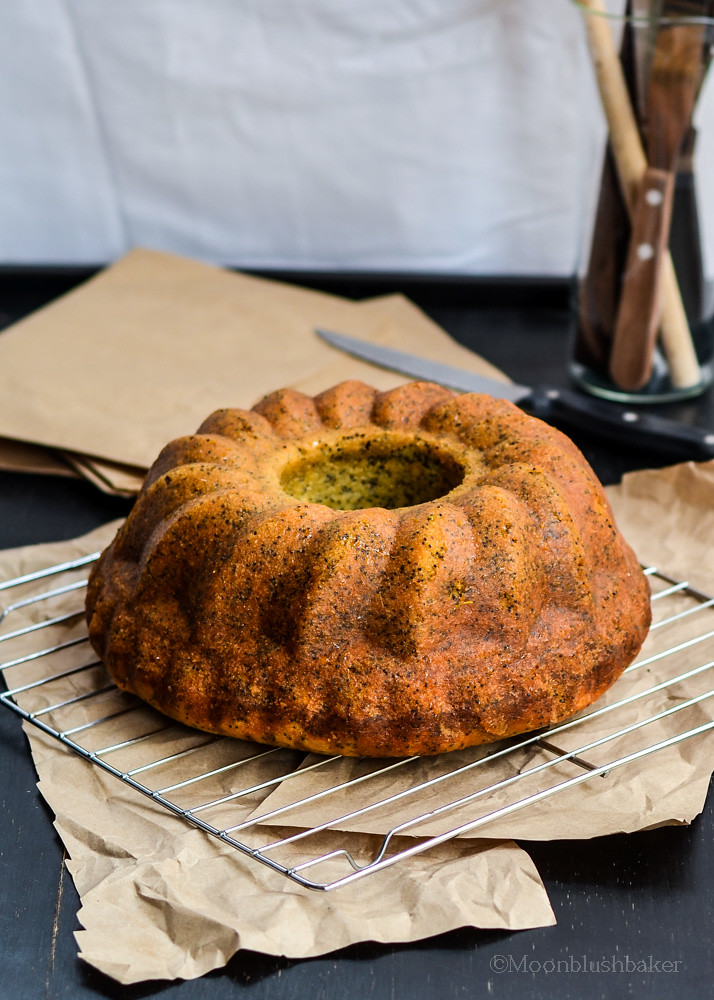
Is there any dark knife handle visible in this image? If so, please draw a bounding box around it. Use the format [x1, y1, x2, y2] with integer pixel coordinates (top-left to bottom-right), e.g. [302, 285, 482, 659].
[523, 385, 714, 461]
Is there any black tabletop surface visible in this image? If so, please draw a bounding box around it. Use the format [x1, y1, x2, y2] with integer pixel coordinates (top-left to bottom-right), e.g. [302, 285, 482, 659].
[1, 268, 713, 1000]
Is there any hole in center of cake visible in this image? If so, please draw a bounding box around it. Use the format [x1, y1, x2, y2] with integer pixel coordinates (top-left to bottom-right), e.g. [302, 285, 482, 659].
[280, 436, 466, 510]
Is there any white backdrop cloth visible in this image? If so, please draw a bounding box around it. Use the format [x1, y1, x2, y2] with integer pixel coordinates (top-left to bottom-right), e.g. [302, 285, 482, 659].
[2, 0, 713, 275]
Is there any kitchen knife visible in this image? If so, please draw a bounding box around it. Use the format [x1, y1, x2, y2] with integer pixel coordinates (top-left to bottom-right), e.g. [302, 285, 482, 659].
[315, 327, 714, 461]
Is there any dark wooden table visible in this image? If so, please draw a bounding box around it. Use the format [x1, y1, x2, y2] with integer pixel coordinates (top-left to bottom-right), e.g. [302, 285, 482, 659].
[1, 269, 713, 1000]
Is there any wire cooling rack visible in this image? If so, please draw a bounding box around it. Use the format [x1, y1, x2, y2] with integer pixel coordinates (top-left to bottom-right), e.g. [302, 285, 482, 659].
[2, 552, 714, 891]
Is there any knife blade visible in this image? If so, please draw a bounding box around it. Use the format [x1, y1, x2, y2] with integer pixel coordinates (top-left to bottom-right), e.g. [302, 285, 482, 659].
[315, 327, 714, 461]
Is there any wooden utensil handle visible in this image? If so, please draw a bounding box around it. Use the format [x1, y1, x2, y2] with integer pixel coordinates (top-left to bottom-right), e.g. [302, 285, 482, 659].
[609, 167, 676, 390]
[580, 2, 647, 201]
[576, 144, 630, 371]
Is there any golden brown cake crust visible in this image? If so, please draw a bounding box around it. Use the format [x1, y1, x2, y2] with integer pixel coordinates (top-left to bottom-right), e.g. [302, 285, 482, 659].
[85, 380, 651, 757]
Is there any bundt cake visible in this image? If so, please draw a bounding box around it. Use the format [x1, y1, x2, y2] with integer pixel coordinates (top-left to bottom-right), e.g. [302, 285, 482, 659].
[85, 380, 651, 757]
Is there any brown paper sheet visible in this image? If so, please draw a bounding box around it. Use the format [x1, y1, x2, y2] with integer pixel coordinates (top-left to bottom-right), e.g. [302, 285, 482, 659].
[60, 452, 146, 497]
[0, 248, 507, 488]
[607, 460, 714, 594]
[1, 461, 714, 984]
[0, 437, 78, 478]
